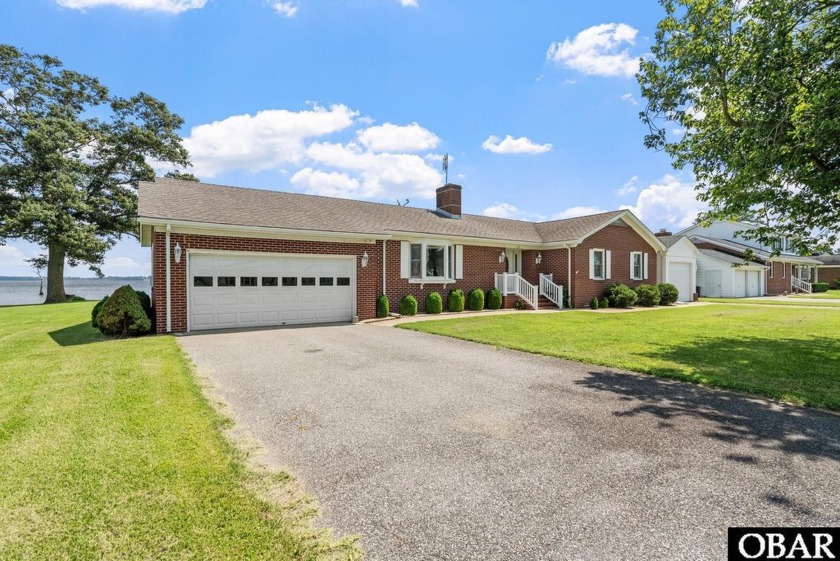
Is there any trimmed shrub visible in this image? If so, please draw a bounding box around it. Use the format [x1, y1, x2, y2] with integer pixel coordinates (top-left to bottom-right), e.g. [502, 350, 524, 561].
[812, 282, 829, 293]
[635, 284, 660, 307]
[606, 283, 638, 308]
[376, 294, 390, 318]
[514, 299, 527, 310]
[425, 292, 443, 314]
[91, 295, 109, 327]
[467, 288, 485, 311]
[657, 283, 679, 305]
[486, 287, 503, 310]
[600, 297, 609, 309]
[835, 278, 840, 289]
[589, 297, 599, 310]
[562, 290, 570, 309]
[399, 294, 418, 316]
[135, 290, 154, 326]
[96, 285, 152, 337]
[448, 288, 465, 312]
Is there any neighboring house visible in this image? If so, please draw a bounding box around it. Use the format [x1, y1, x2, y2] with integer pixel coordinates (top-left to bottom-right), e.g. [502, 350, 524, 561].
[654, 234, 700, 302]
[814, 254, 840, 288]
[137, 178, 666, 333]
[677, 220, 822, 296]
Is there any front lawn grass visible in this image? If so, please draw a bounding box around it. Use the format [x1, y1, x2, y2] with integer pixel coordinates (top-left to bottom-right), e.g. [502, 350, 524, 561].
[0, 302, 360, 560]
[790, 290, 840, 300]
[400, 305, 840, 410]
[701, 297, 840, 307]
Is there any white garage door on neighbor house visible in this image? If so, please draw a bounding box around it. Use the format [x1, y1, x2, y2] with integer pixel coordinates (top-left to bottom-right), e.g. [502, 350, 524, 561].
[188, 253, 355, 331]
[668, 262, 693, 302]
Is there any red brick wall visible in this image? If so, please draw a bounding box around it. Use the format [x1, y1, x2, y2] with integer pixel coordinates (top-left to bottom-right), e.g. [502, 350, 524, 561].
[151, 231, 382, 333]
[569, 224, 660, 308]
[817, 266, 840, 288]
[766, 261, 790, 294]
[435, 184, 462, 216]
[383, 241, 507, 312]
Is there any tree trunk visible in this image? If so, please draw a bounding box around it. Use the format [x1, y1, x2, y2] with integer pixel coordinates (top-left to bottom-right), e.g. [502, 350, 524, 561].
[44, 242, 66, 303]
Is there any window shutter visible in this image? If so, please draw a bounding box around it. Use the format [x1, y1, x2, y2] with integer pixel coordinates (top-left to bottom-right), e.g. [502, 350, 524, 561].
[400, 241, 410, 279]
[630, 253, 635, 279]
[606, 250, 612, 280]
[589, 249, 595, 279]
[643, 253, 649, 280]
[455, 245, 464, 279]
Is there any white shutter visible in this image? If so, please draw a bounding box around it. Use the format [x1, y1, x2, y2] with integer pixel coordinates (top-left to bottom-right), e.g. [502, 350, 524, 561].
[455, 245, 464, 279]
[589, 249, 595, 279]
[643, 253, 649, 280]
[630, 253, 635, 279]
[606, 250, 612, 280]
[400, 241, 410, 279]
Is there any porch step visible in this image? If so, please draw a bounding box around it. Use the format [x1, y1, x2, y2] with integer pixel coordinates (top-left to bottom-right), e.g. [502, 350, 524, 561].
[537, 296, 560, 309]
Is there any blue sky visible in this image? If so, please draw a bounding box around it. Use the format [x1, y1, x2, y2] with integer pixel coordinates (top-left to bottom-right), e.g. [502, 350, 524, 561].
[1, 0, 706, 277]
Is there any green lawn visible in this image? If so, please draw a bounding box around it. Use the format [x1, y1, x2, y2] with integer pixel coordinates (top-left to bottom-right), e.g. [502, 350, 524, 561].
[400, 305, 840, 410]
[701, 297, 840, 307]
[790, 290, 840, 300]
[0, 302, 360, 560]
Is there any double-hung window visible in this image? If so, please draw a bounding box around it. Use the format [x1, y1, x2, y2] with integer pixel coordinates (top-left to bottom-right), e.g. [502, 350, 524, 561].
[593, 250, 605, 279]
[630, 251, 648, 280]
[403, 241, 463, 281]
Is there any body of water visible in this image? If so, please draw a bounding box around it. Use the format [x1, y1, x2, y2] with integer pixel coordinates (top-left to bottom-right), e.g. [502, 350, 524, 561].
[0, 279, 152, 306]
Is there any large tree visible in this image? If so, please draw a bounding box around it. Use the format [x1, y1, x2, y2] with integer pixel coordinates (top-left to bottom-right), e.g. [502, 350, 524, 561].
[638, 0, 840, 252]
[0, 45, 190, 302]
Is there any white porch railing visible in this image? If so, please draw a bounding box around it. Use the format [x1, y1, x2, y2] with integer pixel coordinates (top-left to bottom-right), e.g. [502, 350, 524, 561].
[792, 277, 812, 293]
[495, 273, 538, 310]
[539, 273, 564, 309]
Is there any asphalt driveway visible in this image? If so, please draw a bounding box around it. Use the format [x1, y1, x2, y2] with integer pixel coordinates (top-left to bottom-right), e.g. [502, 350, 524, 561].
[179, 324, 840, 560]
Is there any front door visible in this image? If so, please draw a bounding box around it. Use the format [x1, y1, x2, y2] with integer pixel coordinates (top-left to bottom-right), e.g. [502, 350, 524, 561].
[706, 270, 722, 297]
[506, 249, 522, 275]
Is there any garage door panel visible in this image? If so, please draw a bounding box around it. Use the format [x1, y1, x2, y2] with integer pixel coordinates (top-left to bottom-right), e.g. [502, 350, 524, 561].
[262, 293, 280, 305]
[669, 262, 693, 302]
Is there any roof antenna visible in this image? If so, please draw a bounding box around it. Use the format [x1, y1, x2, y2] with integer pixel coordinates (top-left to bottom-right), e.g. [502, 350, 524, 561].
[442, 153, 450, 184]
[395, 198, 409, 207]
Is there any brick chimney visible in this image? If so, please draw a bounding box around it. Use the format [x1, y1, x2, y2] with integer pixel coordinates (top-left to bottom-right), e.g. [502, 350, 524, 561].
[655, 228, 673, 237]
[436, 183, 462, 218]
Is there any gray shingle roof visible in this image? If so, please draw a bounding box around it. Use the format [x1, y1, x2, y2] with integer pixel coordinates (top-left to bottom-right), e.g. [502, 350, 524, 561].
[699, 249, 765, 267]
[656, 235, 684, 248]
[816, 254, 840, 266]
[138, 178, 629, 244]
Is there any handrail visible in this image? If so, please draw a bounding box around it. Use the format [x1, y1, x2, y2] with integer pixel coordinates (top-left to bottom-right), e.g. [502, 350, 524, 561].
[495, 273, 538, 310]
[539, 274, 564, 309]
[792, 277, 812, 293]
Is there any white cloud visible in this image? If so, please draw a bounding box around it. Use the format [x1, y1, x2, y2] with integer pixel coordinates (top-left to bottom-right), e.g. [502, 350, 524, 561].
[616, 175, 639, 196]
[356, 122, 440, 152]
[290, 168, 362, 198]
[305, 141, 442, 199]
[482, 135, 552, 155]
[271, 1, 298, 17]
[482, 202, 521, 219]
[55, 0, 205, 13]
[398, 0, 418, 6]
[620, 92, 638, 105]
[182, 104, 358, 177]
[621, 174, 706, 229]
[102, 256, 151, 275]
[547, 23, 640, 78]
[0, 245, 27, 266]
[552, 206, 609, 220]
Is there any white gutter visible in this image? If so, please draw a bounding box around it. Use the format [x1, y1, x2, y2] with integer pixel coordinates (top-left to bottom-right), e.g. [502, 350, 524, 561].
[382, 239, 387, 296]
[165, 224, 171, 333]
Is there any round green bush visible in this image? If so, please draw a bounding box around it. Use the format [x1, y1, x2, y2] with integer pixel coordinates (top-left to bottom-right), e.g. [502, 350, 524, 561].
[486, 287, 503, 310]
[135, 290, 154, 326]
[606, 283, 638, 308]
[97, 285, 152, 337]
[448, 288, 465, 312]
[599, 297, 609, 309]
[376, 294, 390, 318]
[657, 282, 679, 305]
[812, 282, 829, 293]
[91, 295, 109, 327]
[425, 292, 443, 314]
[589, 297, 599, 310]
[634, 284, 661, 307]
[467, 288, 485, 311]
[399, 294, 418, 316]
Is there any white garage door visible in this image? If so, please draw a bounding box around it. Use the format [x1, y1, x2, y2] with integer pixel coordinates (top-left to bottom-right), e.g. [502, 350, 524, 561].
[188, 253, 355, 331]
[734, 270, 747, 297]
[669, 262, 693, 302]
[747, 271, 760, 297]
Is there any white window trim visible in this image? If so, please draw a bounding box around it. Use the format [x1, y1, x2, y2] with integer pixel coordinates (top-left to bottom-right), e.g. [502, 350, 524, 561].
[769, 261, 774, 279]
[590, 248, 607, 280]
[403, 240, 462, 283]
[630, 252, 644, 280]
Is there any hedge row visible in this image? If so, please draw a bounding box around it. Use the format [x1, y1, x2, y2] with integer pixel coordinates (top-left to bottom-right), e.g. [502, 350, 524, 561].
[379, 286, 504, 316]
[603, 283, 680, 309]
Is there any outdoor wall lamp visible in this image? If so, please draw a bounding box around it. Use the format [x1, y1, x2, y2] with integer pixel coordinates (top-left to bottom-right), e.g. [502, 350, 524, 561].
[361, 251, 369, 268]
[499, 250, 506, 263]
[536, 253, 542, 265]
[173, 242, 182, 264]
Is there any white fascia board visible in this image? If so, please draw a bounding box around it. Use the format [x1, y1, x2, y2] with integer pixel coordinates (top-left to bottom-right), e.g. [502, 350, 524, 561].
[385, 230, 552, 249]
[139, 217, 386, 244]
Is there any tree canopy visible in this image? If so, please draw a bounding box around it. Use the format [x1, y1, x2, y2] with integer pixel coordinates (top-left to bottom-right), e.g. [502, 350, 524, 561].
[638, 0, 840, 252]
[0, 45, 190, 302]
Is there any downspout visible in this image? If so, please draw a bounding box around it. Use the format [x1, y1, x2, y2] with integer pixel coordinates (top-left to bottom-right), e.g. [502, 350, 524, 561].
[382, 239, 387, 296]
[567, 246, 572, 308]
[166, 224, 171, 333]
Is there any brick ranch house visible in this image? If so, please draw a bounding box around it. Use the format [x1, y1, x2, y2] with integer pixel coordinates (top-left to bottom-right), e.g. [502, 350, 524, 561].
[138, 177, 667, 333]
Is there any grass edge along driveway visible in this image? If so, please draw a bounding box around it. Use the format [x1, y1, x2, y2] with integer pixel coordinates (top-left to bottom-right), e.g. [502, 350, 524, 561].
[0, 302, 361, 560]
[400, 304, 840, 411]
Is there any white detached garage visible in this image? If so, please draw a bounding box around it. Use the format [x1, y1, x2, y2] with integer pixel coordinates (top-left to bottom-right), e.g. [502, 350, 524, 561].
[658, 235, 699, 303]
[694, 249, 768, 298]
